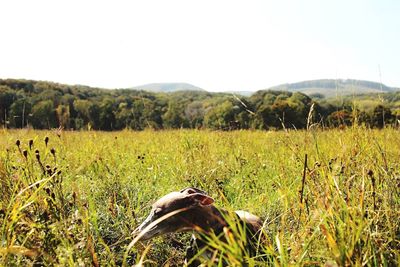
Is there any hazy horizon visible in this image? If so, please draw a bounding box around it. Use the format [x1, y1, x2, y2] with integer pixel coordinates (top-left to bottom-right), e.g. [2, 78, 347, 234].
[1, 0, 399, 92]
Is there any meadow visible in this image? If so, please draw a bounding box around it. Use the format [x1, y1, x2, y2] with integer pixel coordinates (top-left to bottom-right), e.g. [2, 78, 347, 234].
[0, 128, 399, 266]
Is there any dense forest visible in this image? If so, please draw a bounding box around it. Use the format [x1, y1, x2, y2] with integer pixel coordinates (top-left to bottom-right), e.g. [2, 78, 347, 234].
[0, 79, 399, 131]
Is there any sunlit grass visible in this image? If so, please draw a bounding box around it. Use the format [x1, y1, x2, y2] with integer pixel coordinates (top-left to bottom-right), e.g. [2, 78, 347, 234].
[0, 128, 399, 266]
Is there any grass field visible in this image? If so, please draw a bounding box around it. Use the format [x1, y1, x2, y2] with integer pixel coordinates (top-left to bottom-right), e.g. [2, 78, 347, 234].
[0, 128, 399, 266]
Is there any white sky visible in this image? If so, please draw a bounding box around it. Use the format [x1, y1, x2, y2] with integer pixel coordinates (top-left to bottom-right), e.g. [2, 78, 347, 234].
[0, 0, 399, 91]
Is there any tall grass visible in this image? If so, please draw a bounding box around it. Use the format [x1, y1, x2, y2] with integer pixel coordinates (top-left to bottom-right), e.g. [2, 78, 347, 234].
[0, 127, 399, 266]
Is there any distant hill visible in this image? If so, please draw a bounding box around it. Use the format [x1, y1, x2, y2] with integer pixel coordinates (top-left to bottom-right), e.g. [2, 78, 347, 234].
[131, 83, 205, 93]
[268, 79, 400, 98]
[130, 79, 400, 97]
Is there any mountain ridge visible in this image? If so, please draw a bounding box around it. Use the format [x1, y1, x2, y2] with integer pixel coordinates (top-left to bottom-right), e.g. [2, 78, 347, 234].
[267, 79, 399, 97]
[131, 79, 399, 97]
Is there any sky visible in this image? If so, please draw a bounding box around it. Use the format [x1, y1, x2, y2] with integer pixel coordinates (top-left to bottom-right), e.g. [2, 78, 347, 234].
[0, 0, 399, 92]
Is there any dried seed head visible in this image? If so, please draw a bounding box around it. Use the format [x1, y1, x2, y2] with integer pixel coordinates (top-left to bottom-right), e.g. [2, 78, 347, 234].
[45, 165, 51, 173]
[16, 140, 20, 147]
[41, 211, 49, 221]
[29, 139, 33, 150]
[23, 150, 28, 158]
[44, 136, 49, 146]
[50, 148, 56, 155]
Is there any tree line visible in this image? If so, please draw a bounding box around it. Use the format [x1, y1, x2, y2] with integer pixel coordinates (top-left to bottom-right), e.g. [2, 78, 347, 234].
[0, 79, 399, 131]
